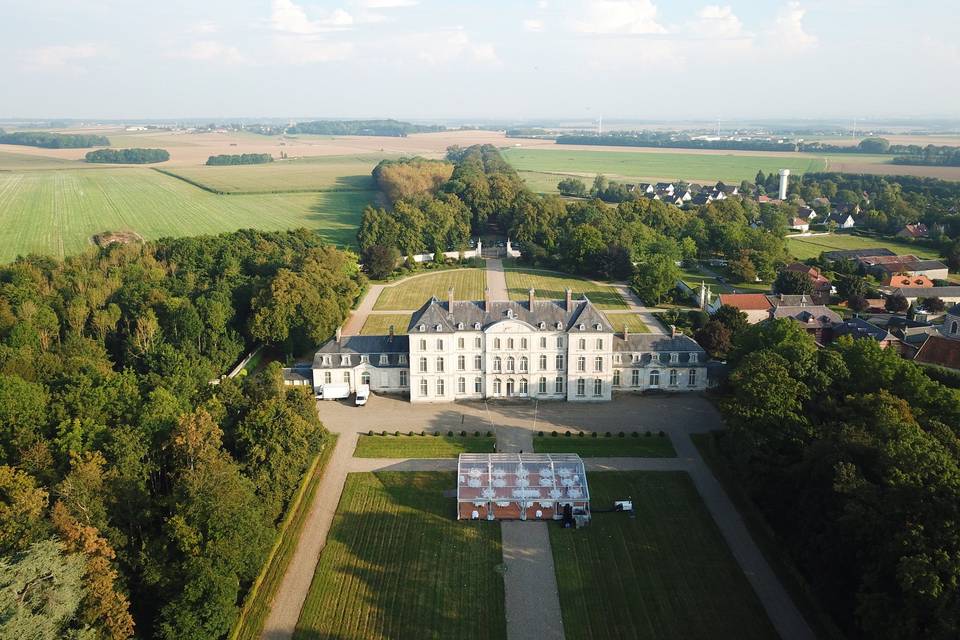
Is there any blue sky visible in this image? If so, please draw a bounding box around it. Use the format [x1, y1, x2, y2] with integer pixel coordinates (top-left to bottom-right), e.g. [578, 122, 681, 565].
[1, 0, 957, 120]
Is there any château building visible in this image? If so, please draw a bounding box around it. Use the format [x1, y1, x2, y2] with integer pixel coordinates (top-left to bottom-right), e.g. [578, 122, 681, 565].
[307, 289, 707, 403]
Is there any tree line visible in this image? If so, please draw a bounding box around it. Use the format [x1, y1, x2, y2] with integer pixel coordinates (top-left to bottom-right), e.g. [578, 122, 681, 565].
[85, 148, 170, 164]
[715, 319, 960, 640]
[892, 145, 960, 167]
[0, 229, 361, 639]
[0, 131, 110, 149]
[284, 119, 445, 137]
[205, 153, 273, 166]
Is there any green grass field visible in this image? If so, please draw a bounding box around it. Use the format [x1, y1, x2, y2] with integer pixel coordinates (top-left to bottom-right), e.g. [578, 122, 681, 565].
[373, 269, 486, 310]
[359, 313, 412, 336]
[354, 434, 495, 458]
[0, 168, 371, 260]
[551, 472, 777, 640]
[786, 233, 940, 261]
[604, 312, 650, 333]
[504, 148, 827, 186]
[231, 436, 338, 640]
[504, 267, 627, 310]
[293, 472, 506, 640]
[533, 435, 675, 457]
[162, 154, 383, 194]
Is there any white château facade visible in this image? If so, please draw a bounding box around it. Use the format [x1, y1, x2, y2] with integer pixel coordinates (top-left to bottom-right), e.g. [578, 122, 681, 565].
[306, 289, 708, 403]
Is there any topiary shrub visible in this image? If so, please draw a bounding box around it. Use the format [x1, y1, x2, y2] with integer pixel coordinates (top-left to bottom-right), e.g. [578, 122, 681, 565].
[460, 430, 467, 437]
[658, 430, 666, 437]
[630, 431, 639, 438]
[605, 431, 612, 438]
[433, 431, 440, 437]
[618, 431, 625, 438]
[591, 432, 598, 438]
[645, 430, 652, 437]
[578, 431, 584, 438]
[474, 431, 481, 437]
[381, 430, 388, 436]
[420, 430, 426, 436]
[537, 431, 544, 437]
[447, 430, 454, 437]
[564, 431, 572, 437]
[394, 430, 400, 436]
[551, 430, 558, 437]
[368, 430, 374, 436]
[407, 431, 415, 436]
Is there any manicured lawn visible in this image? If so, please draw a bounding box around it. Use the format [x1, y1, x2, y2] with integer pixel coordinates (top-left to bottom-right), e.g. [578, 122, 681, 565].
[0, 168, 370, 260]
[354, 434, 496, 458]
[604, 312, 650, 333]
[551, 472, 777, 640]
[534, 435, 675, 457]
[373, 268, 486, 310]
[503, 147, 826, 184]
[786, 233, 940, 261]
[359, 313, 411, 336]
[162, 154, 383, 194]
[232, 435, 339, 640]
[503, 267, 627, 310]
[293, 472, 506, 640]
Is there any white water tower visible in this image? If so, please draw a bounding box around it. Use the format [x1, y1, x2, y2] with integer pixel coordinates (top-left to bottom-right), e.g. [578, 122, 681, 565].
[778, 169, 790, 200]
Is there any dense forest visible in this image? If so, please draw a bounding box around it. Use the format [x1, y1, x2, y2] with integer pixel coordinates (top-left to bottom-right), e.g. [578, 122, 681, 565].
[0, 229, 361, 639]
[0, 131, 110, 149]
[892, 145, 960, 167]
[205, 153, 273, 166]
[85, 148, 170, 164]
[359, 145, 790, 301]
[716, 318, 960, 640]
[285, 119, 445, 137]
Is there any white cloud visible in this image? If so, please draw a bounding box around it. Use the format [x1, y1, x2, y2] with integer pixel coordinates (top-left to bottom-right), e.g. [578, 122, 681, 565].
[537, 0, 549, 8]
[171, 40, 249, 65]
[767, 1, 817, 50]
[572, 0, 666, 35]
[413, 29, 500, 66]
[271, 0, 354, 35]
[188, 21, 220, 34]
[19, 44, 100, 71]
[692, 5, 745, 39]
[523, 19, 544, 32]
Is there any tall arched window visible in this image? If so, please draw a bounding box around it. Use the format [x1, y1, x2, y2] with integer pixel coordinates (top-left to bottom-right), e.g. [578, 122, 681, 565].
[519, 357, 528, 372]
[494, 356, 502, 372]
[649, 369, 660, 386]
[458, 377, 466, 394]
[519, 378, 528, 395]
[508, 338, 514, 349]
[538, 377, 547, 394]
[493, 378, 502, 395]
[494, 338, 501, 349]
[576, 378, 585, 396]
[688, 369, 697, 386]
[507, 356, 515, 372]
[669, 369, 678, 386]
[361, 371, 370, 385]
[539, 354, 547, 370]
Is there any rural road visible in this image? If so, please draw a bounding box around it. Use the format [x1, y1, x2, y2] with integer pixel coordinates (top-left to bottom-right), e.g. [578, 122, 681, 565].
[603, 281, 667, 335]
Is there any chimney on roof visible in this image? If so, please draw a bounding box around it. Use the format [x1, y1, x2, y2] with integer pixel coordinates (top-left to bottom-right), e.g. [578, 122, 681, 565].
[528, 287, 535, 310]
[388, 325, 395, 341]
[670, 324, 679, 337]
[484, 287, 491, 311]
[565, 288, 572, 312]
[448, 287, 455, 311]
[623, 324, 629, 340]
[335, 326, 342, 344]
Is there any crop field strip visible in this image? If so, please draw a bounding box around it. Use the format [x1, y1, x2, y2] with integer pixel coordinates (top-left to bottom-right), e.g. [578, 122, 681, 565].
[373, 269, 486, 310]
[503, 147, 828, 184]
[353, 434, 496, 458]
[551, 471, 777, 640]
[785, 233, 940, 261]
[0, 168, 370, 261]
[293, 472, 506, 640]
[503, 267, 627, 310]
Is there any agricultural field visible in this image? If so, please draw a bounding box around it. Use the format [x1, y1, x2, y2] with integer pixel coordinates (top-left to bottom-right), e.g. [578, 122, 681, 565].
[533, 434, 675, 457]
[0, 168, 370, 261]
[786, 233, 941, 261]
[503, 147, 827, 186]
[353, 434, 496, 458]
[373, 269, 486, 310]
[293, 472, 506, 640]
[551, 472, 777, 640]
[604, 312, 650, 333]
[161, 154, 384, 194]
[359, 313, 412, 336]
[503, 267, 627, 310]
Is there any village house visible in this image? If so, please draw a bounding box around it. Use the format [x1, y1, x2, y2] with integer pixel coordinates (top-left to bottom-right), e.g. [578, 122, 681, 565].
[881, 286, 960, 306]
[788, 217, 810, 232]
[712, 293, 773, 324]
[882, 274, 934, 288]
[859, 255, 949, 281]
[826, 212, 856, 229]
[783, 263, 832, 302]
[897, 223, 929, 239]
[769, 303, 842, 344]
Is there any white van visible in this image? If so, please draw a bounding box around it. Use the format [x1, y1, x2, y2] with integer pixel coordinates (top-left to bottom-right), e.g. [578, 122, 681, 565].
[316, 383, 350, 400]
[355, 384, 370, 406]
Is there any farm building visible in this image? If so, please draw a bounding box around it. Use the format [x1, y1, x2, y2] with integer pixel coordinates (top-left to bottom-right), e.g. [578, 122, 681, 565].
[457, 453, 590, 522]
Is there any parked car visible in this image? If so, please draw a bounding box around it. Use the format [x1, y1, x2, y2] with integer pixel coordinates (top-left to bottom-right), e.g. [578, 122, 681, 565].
[355, 384, 370, 406]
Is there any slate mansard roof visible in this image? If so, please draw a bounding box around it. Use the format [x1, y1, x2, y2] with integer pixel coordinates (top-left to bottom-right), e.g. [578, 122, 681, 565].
[613, 333, 705, 366]
[313, 334, 410, 369]
[407, 296, 614, 334]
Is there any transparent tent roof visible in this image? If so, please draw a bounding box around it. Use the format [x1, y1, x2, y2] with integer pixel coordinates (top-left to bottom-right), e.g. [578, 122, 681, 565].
[456, 453, 589, 505]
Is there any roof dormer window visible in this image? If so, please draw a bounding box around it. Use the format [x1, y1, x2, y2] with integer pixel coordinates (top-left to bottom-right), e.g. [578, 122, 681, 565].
[578, 323, 585, 331]
[670, 352, 678, 363]
[435, 324, 442, 331]
[340, 355, 350, 366]
[595, 323, 602, 331]
[690, 353, 698, 363]
[556, 322, 562, 330]
[457, 322, 464, 330]
[419, 324, 425, 332]
[506, 309, 514, 319]
[360, 354, 368, 363]
[379, 354, 388, 365]
[538, 322, 545, 330]
[323, 355, 331, 366]
[474, 322, 481, 330]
